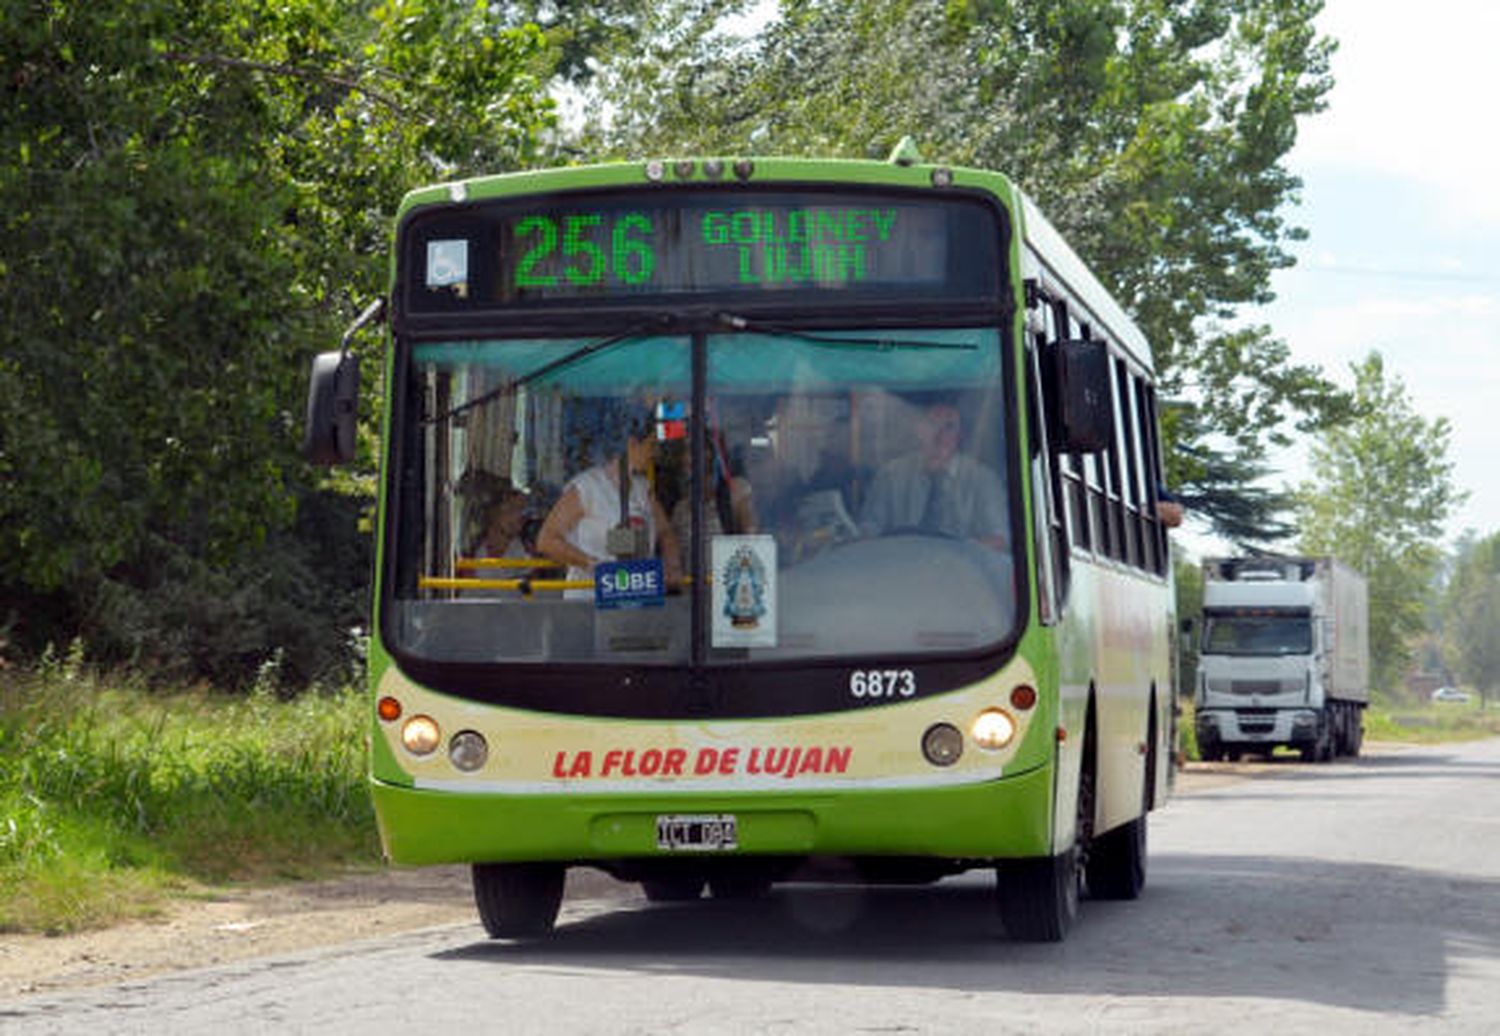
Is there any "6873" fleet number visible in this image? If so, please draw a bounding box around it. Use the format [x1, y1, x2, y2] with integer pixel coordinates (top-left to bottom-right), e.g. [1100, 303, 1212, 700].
[848, 669, 916, 699]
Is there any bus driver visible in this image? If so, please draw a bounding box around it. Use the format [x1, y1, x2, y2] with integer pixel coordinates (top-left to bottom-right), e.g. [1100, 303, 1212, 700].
[859, 399, 1008, 549]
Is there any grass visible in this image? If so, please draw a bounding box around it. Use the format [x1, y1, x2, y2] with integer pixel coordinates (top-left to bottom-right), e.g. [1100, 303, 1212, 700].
[0, 664, 379, 935]
[1363, 695, 1500, 743]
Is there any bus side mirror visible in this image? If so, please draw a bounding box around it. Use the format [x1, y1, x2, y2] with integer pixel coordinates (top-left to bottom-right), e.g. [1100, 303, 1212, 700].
[1050, 339, 1114, 453]
[303, 351, 360, 465]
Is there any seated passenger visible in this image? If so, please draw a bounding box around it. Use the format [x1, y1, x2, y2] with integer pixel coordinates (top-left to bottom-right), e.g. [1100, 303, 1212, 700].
[859, 399, 1008, 548]
[470, 486, 532, 561]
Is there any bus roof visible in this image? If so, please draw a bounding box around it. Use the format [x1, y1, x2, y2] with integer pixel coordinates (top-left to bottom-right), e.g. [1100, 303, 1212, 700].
[1015, 190, 1154, 373]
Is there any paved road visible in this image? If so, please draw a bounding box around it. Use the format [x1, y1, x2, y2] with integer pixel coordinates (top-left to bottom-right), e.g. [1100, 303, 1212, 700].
[7, 739, 1500, 1034]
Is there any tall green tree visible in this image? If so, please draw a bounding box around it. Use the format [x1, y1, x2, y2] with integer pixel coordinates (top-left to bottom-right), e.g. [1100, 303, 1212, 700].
[578, 0, 1355, 542]
[1, 0, 556, 681]
[1442, 531, 1500, 707]
[1296, 352, 1465, 694]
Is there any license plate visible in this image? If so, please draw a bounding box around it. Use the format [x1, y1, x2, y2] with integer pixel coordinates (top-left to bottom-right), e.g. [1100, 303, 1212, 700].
[655, 813, 738, 852]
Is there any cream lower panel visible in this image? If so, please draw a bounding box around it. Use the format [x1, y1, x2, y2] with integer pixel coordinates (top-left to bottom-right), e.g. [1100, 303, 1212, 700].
[377, 659, 1039, 794]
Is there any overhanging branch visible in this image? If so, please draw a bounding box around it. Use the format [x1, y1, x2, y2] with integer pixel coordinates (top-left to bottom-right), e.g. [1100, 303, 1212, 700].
[158, 52, 409, 115]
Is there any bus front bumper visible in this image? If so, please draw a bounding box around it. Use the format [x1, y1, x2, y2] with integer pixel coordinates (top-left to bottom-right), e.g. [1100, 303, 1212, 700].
[371, 765, 1054, 866]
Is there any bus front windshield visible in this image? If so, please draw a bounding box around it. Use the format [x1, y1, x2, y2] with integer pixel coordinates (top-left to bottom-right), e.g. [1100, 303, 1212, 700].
[387, 327, 1018, 668]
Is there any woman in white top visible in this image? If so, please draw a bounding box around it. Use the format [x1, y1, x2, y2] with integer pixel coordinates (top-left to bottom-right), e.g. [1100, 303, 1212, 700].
[536, 429, 683, 598]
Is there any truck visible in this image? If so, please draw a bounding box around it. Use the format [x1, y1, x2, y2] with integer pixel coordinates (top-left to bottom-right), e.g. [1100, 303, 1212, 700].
[1195, 556, 1369, 762]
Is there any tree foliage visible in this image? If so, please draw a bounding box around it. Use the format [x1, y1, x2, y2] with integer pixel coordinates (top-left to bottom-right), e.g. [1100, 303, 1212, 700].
[578, 0, 1355, 542]
[1, 0, 556, 682]
[1296, 352, 1465, 694]
[1442, 532, 1500, 706]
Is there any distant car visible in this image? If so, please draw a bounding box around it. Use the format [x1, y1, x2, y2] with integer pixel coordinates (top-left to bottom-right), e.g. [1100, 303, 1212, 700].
[1431, 686, 1471, 704]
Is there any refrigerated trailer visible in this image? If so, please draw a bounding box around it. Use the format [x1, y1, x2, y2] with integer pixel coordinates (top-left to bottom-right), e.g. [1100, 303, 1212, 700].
[1196, 557, 1369, 762]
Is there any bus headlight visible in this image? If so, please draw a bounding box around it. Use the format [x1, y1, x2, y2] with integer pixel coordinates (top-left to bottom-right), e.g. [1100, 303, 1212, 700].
[449, 730, 489, 772]
[401, 715, 441, 756]
[922, 723, 964, 766]
[971, 708, 1017, 750]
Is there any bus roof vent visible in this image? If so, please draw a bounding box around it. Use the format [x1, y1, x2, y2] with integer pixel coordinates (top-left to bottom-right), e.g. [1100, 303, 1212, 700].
[888, 136, 925, 167]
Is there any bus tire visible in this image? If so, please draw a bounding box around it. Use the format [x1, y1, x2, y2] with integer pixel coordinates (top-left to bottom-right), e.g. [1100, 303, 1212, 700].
[642, 877, 705, 902]
[995, 848, 1079, 942]
[1088, 716, 1152, 900]
[472, 862, 565, 938]
[1085, 816, 1147, 900]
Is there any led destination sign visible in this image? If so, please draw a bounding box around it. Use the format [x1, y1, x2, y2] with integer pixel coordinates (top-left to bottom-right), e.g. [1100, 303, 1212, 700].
[403, 189, 1002, 313]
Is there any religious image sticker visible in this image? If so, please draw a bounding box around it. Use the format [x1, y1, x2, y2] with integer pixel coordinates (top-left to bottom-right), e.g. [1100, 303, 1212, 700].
[711, 535, 777, 648]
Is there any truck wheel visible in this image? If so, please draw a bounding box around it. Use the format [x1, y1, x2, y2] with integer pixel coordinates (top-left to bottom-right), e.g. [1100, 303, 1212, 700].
[1333, 704, 1351, 756]
[1318, 728, 1335, 762]
[996, 847, 1080, 942]
[473, 862, 565, 938]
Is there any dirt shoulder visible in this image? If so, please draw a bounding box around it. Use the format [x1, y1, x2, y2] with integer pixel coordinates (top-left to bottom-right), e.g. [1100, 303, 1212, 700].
[1, 763, 1259, 999]
[0, 865, 634, 999]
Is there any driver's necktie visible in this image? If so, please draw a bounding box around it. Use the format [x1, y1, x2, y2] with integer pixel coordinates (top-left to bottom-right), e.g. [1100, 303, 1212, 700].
[920, 470, 948, 533]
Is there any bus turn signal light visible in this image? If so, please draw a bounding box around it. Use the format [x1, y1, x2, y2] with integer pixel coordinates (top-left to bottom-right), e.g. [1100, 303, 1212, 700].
[1009, 684, 1037, 710]
[377, 696, 402, 722]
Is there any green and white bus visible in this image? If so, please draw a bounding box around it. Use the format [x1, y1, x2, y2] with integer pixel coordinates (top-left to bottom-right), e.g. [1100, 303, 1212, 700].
[306, 151, 1176, 942]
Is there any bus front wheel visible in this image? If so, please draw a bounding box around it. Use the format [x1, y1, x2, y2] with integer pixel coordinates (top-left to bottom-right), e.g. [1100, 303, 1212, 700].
[995, 847, 1079, 942]
[472, 862, 565, 938]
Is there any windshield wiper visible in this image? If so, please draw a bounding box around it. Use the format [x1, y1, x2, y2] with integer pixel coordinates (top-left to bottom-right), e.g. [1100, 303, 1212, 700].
[715, 312, 978, 352]
[425, 314, 675, 426]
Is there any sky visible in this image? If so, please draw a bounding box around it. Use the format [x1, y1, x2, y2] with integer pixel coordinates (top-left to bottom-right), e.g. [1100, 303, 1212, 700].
[1242, 0, 1500, 549]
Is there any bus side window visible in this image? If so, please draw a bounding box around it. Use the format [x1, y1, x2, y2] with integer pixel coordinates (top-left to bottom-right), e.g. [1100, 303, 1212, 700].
[1138, 381, 1169, 575]
[1027, 329, 1068, 619]
[1113, 357, 1144, 570]
[1098, 347, 1127, 565]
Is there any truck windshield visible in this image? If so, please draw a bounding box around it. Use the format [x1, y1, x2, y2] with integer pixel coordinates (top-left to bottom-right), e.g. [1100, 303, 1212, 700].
[1202, 614, 1313, 656]
[385, 326, 1019, 667]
